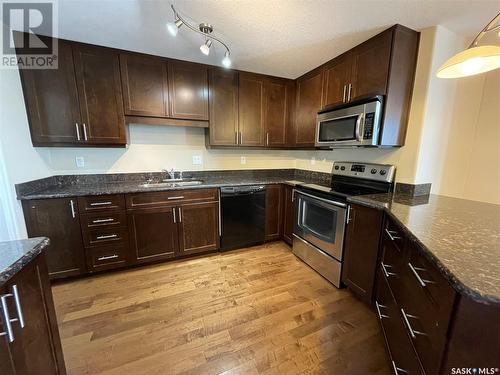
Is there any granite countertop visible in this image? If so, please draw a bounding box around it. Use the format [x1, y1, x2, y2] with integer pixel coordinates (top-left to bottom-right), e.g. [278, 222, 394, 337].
[348, 193, 500, 304]
[0, 237, 49, 286]
[17, 177, 309, 200]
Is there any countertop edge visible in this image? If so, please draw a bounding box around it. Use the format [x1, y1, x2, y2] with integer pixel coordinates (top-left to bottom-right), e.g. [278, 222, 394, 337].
[347, 196, 500, 305]
[0, 237, 50, 286]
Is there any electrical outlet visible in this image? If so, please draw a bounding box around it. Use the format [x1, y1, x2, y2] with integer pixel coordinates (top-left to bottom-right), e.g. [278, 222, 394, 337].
[240, 156, 246, 165]
[75, 156, 85, 168]
[192, 155, 202, 165]
[310, 157, 316, 165]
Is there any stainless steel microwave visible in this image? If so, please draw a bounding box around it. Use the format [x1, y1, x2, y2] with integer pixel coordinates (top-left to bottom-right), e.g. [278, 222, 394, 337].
[315, 96, 383, 147]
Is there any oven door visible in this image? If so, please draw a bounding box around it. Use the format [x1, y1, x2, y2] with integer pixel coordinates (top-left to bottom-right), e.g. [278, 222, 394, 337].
[294, 190, 347, 261]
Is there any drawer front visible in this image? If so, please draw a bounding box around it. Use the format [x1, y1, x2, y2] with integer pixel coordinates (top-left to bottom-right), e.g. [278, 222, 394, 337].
[83, 228, 128, 248]
[384, 216, 406, 252]
[78, 194, 125, 212]
[380, 235, 407, 307]
[80, 211, 127, 230]
[375, 275, 424, 375]
[86, 244, 129, 272]
[126, 188, 218, 209]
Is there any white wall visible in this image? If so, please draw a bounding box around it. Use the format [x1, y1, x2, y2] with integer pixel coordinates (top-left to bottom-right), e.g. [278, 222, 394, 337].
[1, 25, 499, 241]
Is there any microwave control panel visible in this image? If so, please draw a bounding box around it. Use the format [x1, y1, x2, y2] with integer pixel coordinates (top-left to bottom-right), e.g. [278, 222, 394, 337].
[363, 112, 375, 139]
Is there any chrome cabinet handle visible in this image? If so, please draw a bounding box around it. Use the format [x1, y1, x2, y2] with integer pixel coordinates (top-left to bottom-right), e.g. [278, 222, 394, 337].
[408, 262, 433, 288]
[82, 123, 88, 141]
[92, 218, 114, 224]
[11, 285, 24, 329]
[240, 131, 243, 145]
[347, 83, 352, 101]
[167, 196, 184, 200]
[346, 206, 353, 224]
[218, 191, 222, 236]
[391, 360, 408, 374]
[172, 207, 176, 223]
[342, 85, 347, 102]
[385, 228, 402, 241]
[401, 308, 426, 339]
[90, 201, 112, 206]
[96, 234, 118, 240]
[178, 207, 182, 223]
[97, 254, 119, 261]
[235, 131, 238, 145]
[70, 199, 76, 219]
[381, 263, 396, 278]
[375, 301, 389, 319]
[0, 294, 14, 342]
[266, 132, 269, 146]
[75, 123, 81, 141]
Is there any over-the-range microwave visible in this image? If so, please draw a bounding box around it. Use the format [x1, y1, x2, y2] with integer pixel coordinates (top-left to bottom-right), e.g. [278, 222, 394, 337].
[315, 96, 383, 148]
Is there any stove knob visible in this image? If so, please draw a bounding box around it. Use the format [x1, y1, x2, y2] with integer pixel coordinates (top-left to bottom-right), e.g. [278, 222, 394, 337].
[380, 170, 387, 175]
[334, 166, 339, 170]
[371, 169, 377, 174]
[340, 166, 346, 171]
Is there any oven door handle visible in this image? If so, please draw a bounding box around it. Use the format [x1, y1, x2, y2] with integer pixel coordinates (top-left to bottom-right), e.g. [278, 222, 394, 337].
[355, 113, 365, 142]
[295, 191, 346, 208]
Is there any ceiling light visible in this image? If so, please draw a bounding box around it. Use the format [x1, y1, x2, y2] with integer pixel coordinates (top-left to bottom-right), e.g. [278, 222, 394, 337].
[200, 39, 212, 56]
[437, 13, 500, 78]
[222, 51, 231, 68]
[166, 19, 183, 37]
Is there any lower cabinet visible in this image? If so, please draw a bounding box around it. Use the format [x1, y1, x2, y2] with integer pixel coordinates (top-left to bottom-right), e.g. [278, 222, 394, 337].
[178, 201, 219, 256]
[265, 184, 283, 241]
[342, 203, 383, 303]
[0, 252, 66, 375]
[282, 184, 295, 245]
[22, 198, 86, 279]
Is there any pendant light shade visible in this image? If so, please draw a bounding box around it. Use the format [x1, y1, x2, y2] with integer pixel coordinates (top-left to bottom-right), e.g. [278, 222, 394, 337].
[437, 45, 500, 78]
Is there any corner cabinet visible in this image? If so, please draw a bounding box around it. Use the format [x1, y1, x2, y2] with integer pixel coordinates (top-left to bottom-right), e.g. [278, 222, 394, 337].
[0, 252, 67, 374]
[17, 35, 127, 147]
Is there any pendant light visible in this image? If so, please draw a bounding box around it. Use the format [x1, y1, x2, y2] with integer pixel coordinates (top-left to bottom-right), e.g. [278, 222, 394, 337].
[166, 5, 233, 68]
[437, 13, 500, 78]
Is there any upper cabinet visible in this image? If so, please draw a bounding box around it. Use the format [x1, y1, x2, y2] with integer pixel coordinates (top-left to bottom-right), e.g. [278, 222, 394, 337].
[238, 72, 265, 146]
[322, 54, 352, 107]
[294, 67, 324, 147]
[264, 77, 293, 147]
[120, 53, 169, 117]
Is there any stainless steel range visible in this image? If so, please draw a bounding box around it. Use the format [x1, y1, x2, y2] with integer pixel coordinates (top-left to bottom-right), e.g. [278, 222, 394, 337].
[292, 161, 395, 287]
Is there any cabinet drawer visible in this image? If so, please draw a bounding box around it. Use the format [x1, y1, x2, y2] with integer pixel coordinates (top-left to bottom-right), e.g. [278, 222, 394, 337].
[86, 244, 129, 272]
[384, 216, 406, 252]
[78, 194, 125, 212]
[126, 188, 218, 209]
[375, 275, 424, 375]
[80, 211, 127, 230]
[82, 228, 128, 248]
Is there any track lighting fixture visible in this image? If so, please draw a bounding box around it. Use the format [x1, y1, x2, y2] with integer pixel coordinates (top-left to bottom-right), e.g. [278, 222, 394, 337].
[167, 5, 233, 68]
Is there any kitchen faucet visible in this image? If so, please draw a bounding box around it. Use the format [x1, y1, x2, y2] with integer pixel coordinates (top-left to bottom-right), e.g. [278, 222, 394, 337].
[162, 168, 183, 180]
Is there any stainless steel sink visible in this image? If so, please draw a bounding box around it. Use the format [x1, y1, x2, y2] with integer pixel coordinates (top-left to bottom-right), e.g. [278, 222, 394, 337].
[140, 179, 203, 188]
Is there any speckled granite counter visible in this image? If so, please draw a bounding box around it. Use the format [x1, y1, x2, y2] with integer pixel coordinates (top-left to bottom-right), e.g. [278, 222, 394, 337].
[348, 193, 500, 304]
[0, 237, 49, 286]
[16, 169, 330, 200]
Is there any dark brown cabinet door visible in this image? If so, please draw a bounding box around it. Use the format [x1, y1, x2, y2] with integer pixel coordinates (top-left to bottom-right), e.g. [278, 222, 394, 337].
[282, 184, 294, 245]
[120, 53, 169, 117]
[322, 54, 352, 107]
[294, 68, 324, 147]
[0, 311, 15, 375]
[265, 185, 282, 241]
[73, 44, 126, 145]
[168, 61, 209, 120]
[342, 204, 383, 304]
[208, 68, 238, 146]
[350, 30, 392, 101]
[264, 78, 291, 147]
[19, 38, 82, 146]
[5, 255, 66, 375]
[239, 72, 265, 146]
[178, 202, 219, 256]
[128, 208, 178, 264]
[22, 198, 86, 279]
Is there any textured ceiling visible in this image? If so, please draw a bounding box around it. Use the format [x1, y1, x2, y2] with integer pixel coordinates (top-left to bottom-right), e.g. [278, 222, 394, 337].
[25, 0, 500, 78]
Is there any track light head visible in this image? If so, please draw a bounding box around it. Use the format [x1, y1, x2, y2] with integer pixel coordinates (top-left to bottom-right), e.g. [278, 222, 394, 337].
[167, 18, 183, 36]
[200, 39, 212, 56]
[222, 51, 231, 68]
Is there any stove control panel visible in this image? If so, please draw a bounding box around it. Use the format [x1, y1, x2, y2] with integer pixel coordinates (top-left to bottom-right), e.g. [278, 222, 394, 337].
[332, 161, 395, 183]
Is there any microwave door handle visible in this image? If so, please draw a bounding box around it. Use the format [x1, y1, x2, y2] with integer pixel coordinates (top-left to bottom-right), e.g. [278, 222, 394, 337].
[355, 113, 365, 141]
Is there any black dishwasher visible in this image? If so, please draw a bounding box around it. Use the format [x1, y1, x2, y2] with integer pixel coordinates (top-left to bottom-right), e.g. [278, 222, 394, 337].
[220, 185, 266, 251]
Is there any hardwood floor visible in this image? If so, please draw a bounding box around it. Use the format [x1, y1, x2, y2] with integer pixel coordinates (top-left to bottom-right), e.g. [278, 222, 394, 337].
[52, 242, 391, 375]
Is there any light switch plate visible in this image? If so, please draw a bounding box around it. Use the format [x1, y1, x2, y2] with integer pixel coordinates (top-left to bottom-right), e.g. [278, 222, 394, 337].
[192, 155, 202, 165]
[75, 156, 85, 168]
[240, 156, 246, 165]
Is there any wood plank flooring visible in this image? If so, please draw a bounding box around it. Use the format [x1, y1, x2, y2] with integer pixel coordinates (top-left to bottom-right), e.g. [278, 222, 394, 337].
[52, 242, 390, 375]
